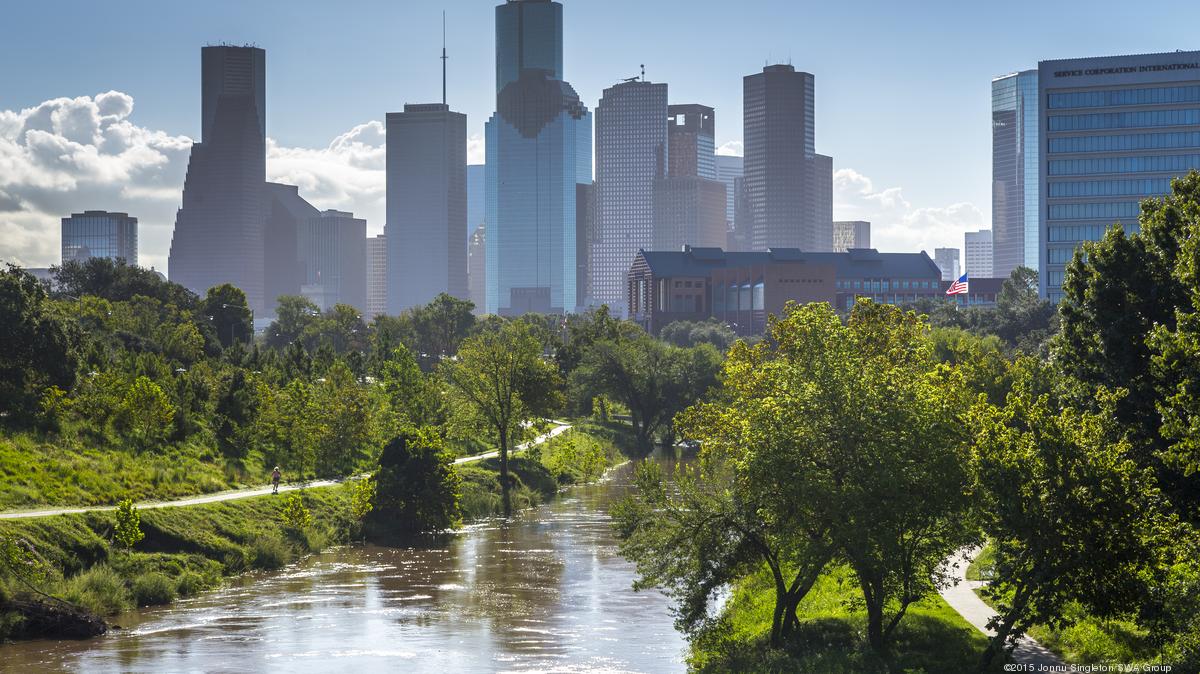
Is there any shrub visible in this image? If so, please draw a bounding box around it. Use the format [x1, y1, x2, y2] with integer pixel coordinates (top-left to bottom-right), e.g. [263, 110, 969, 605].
[174, 571, 205, 598]
[113, 499, 144, 549]
[249, 534, 291, 570]
[279, 493, 312, 531]
[61, 565, 132, 615]
[131, 572, 176, 606]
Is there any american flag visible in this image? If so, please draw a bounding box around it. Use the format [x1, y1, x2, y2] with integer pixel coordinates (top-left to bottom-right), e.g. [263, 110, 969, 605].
[946, 273, 969, 296]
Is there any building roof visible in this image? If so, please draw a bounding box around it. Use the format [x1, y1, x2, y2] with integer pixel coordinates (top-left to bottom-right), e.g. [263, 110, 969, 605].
[635, 246, 942, 280]
[266, 182, 319, 221]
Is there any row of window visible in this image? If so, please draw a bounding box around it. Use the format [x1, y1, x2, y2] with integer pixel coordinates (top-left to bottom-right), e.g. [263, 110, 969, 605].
[1047, 247, 1077, 263]
[1048, 108, 1200, 131]
[1048, 85, 1200, 110]
[834, 279, 938, 291]
[713, 283, 765, 312]
[1048, 178, 1173, 197]
[1048, 131, 1200, 154]
[1048, 153, 1200, 176]
[1047, 222, 1139, 242]
[1048, 201, 1142, 220]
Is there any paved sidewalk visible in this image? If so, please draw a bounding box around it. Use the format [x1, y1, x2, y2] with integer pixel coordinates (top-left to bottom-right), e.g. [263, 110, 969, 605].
[939, 547, 1064, 667]
[0, 422, 573, 521]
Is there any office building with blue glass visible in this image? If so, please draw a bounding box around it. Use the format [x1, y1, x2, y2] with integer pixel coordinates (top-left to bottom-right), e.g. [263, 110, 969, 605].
[485, 0, 591, 315]
[1039, 50, 1200, 300]
[61, 210, 138, 266]
[991, 70, 1038, 278]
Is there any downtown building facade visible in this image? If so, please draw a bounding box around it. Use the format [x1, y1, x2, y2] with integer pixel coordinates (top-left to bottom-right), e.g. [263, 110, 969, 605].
[991, 70, 1039, 278]
[934, 247, 961, 281]
[263, 182, 318, 316]
[169, 46, 268, 312]
[486, 0, 591, 316]
[652, 105, 728, 254]
[832, 220, 870, 252]
[590, 79, 669, 315]
[299, 210, 367, 314]
[1039, 50, 1200, 300]
[61, 211, 137, 266]
[965, 229, 994, 277]
[714, 154, 747, 250]
[743, 64, 834, 253]
[385, 103, 468, 314]
[366, 234, 387, 319]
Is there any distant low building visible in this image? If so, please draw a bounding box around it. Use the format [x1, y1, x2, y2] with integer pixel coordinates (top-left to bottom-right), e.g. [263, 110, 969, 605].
[61, 210, 138, 266]
[832, 220, 870, 252]
[934, 248, 961, 281]
[299, 210, 367, 314]
[628, 246, 943, 335]
[942, 276, 1006, 307]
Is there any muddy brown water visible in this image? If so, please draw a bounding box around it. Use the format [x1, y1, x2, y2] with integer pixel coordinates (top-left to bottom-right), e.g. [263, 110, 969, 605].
[2, 462, 688, 673]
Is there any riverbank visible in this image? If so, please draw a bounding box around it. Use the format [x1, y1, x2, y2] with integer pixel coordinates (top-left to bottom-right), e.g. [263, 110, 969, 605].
[689, 565, 994, 673]
[0, 420, 633, 642]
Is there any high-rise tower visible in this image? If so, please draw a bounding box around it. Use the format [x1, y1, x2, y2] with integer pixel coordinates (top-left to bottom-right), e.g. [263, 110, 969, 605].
[653, 104, 728, 255]
[743, 64, 833, 252]
[486, 0, 590, 315]
[169, 46, 267, 311]
[992, 70, 1039, 278]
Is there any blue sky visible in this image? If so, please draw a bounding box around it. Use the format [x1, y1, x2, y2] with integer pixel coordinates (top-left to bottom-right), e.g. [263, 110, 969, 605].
[2, 0, 1198, 271]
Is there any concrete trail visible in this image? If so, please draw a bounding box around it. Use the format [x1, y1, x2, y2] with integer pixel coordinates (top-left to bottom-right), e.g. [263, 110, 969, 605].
[0, 422, 573, 521]
[939, 546, 1064, 667]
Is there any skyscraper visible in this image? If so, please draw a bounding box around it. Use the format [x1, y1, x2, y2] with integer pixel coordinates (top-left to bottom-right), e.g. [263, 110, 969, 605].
[965, 230, 994, 277]
[832, 221, 871, 252]
[386, 103, 468, 314]
[61, 211, 137, 266]
[1039, 50, 1200, 300]
[715, 153, 744, 235]
[486, 0, 590, 315]
[934, 248, 961, 282]
[743, 64, 834, 252]
[263, 182, 318, 316]
[366, 234, 387, 318]
[591, 79, 669, 314]
[468, 225, 486, 315]
[299, 210, 367, 314]
[992, 70, 1039, 279]
[653, 104, 727, 253]
[169, 46, 267, 311]
[467, 164, 486, 236]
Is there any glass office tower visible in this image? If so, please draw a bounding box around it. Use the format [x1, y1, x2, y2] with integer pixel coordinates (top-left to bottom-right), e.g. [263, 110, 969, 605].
[486, 0, 590, 315]
[991, 70, 1039, 278]
[1040, 50, 1200, 300]
[61, 211, 138, 266]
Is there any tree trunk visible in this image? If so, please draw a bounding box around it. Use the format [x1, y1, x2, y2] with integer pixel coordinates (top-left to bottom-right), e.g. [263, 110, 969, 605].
[499, 428, 511, 517]
[860, 576, 887, 656]
[769, 566, 788, 647]
[978, 586, 1030, 671]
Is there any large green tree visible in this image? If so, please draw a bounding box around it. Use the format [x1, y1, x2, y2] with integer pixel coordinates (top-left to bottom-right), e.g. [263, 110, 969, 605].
[442, 321, 561, 516]
[202, 284, 253, 348]
[0, 267, 77, 426]
[364, 429, 461, 541]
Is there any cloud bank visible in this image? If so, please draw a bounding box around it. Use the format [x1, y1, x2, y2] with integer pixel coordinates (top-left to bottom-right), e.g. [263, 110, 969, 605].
[833, 168, 983, 255]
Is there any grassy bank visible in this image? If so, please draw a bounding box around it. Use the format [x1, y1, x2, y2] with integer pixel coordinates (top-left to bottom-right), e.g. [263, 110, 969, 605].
[690, 565, 993, 674]
[0, 433, 257, 510]
[0, 486, 352, 638]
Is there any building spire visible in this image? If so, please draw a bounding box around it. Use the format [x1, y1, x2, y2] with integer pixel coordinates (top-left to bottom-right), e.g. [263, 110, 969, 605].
[441, 11, 448, 105]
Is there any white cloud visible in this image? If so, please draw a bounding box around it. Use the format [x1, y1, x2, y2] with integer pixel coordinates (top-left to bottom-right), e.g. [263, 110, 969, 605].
[0, 91, 395, 271]
[716, 140, 743, 156]
[468, 133, 485, 165]
[833, 168, 983, 254]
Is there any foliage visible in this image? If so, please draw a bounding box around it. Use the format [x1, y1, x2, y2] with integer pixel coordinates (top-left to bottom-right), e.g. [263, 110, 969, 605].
[52, 257, 198, 309]
[130, 571, 176, 606]
[0, 266, 78, 427]
[279, 492, 313, 531]
[201, 284, 253, 348]
[350, 477, 375, 522]
[570, 329, 721, 456]
[113, 499, 144, 549]
[659, 318, 739, 352]
[537, 429, 610, 484]
[443, 320, 561, 516]
[117, 376, 175, 449]
[365, 430, 461, 540]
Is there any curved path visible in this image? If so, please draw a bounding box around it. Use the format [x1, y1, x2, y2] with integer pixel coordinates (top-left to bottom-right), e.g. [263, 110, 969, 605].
[0, 421, 572, 521]
[939, 547, 1064, 667]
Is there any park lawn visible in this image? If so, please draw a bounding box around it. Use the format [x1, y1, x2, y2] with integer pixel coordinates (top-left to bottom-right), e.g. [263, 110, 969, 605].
[691, 564, 996, 674]
[0, 432, 255, 510]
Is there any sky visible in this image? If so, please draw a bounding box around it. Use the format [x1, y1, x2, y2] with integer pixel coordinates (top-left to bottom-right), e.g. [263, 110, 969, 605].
[2, 0, 1199, 273]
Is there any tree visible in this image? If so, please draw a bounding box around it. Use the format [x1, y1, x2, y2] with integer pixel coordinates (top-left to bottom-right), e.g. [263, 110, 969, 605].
[443, 321, 562, 516]
[676, 300, 977, 655]
[411, 293, 476, 362]
[378, 344, 442, 433]
[364, 430, 461, 540]
[53, 257, 198, 309]
[970, 359, 1174, 669]
[213, 369, 259, 458]
[570, 332, 720, 456]
[265, 296, 321, 350]
[119, 376, 175, 449]
[312, 361, 371, 477]
[113, 499, 144, 549]
[0, 267, 77, 426]
[659, 319, 738, 352]
[555, 305, 626, 378]
[202, 284, 253, 348]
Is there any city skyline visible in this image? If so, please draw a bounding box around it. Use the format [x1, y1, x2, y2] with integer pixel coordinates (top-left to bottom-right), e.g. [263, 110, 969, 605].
[7, 0, 1197, 274]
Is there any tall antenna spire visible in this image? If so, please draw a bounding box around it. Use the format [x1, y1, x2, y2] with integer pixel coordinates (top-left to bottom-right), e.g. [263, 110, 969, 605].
[441, 11, 448, 105]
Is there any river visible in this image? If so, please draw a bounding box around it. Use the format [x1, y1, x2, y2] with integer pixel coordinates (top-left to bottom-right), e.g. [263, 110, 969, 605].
[3, 462, 688, 673]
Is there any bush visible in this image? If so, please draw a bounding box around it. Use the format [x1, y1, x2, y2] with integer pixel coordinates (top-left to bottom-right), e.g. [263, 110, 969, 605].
[131, 572, 176, 606]
[249, 534, 291, 570]
[174, 571, 205, 598]
[279, 493, 313, 531]
[60, 565, 132, 615]
[113, 499, 144, 549]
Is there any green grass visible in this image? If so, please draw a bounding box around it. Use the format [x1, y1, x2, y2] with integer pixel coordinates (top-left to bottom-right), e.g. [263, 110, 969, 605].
[0, 431, 255, 510]
[691, 565, 996, 674]
[966, 542, 997, 581]
[0, 486, 353, 638]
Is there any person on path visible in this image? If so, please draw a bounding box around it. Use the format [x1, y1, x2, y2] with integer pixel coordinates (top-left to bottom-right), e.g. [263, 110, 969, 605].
[271, 467, 282, 494]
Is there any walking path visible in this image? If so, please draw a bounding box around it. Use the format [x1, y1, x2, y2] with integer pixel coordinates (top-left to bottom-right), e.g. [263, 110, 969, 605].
[0, 421, 573, 521]
[939, 546, 1064, 667]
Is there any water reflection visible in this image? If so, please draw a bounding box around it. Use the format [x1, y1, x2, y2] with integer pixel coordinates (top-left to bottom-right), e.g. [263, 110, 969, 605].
[2, 462, 687, 673]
